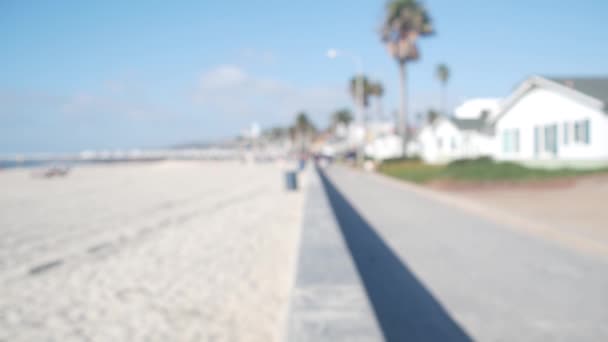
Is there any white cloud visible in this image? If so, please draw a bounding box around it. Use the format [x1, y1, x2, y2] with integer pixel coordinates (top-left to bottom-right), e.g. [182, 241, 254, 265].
[199, 65, 249, 90]
[238, 48, 276, 64]
[60, 92, 172, 119]
[195, 65, 349, 126]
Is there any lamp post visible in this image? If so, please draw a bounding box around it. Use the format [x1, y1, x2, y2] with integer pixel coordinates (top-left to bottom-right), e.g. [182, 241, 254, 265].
[327, 48, 365, 166]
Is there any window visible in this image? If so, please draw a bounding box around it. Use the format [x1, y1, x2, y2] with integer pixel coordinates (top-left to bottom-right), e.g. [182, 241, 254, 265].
[534, 126, 540, 157]
[502, 129, 519, 154]
[553, 124, 558, 154]
[574, 119, 591, 145]
[437, 138, 443, 149]
[451, 137, 457, 150]
[544, 125, 551, 152]
[544, 124, 558, 155]
[563, 122, 569, 145]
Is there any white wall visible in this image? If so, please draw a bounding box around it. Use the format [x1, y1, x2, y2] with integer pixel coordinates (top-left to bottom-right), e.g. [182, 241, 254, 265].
[417, 119, 495, 164]
[462, 132, 496, 158]
[364, 134, 403, 161]
[418, 120, 462, 164]
[495, 88, 608, 163]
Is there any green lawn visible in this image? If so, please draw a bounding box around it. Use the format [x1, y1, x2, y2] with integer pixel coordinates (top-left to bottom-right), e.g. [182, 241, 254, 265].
[377, 157, 608, 184]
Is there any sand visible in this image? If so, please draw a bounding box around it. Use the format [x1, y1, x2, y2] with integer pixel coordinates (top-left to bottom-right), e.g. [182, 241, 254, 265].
[0, 161, 304, 341]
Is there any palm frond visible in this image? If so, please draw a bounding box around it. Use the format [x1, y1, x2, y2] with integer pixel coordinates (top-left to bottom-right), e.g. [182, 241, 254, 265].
[381, 0, 433, 63]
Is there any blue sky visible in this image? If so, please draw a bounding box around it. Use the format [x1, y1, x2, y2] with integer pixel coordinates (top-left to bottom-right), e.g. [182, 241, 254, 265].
[1, 0, 607, 154]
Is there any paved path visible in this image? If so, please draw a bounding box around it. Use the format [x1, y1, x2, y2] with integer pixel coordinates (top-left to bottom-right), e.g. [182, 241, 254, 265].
[285, 168, 382, 341]
[322, 166, 608, 341]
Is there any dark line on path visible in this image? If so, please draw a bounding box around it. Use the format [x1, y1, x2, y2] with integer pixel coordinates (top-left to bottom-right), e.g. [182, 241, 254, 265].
[318, 168, 472, 342]
[87, 242, 113, 254]
[29, 259, 63, 275]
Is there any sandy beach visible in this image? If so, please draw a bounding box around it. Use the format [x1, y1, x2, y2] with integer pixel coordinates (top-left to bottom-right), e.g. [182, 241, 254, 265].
[0, 161, 304, 341]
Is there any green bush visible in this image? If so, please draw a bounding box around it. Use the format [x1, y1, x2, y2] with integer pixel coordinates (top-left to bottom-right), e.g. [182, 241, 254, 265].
[446, 156, 494, 168]
[379, 156, 608, 183]
[380, 156, 422, 164]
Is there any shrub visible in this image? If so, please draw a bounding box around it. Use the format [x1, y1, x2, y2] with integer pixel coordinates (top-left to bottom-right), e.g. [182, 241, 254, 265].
[380, 156, 422, 164]
[446, 156, 494, 168]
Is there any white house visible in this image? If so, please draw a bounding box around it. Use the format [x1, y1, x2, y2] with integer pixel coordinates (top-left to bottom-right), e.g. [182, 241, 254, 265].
[454, 98, 501, 121]
[321, 121, 403, 160]
[493, 76, 608, 168]
[412, 98, 500, 164]
[415, 116, 495, 164]
[363, 121, 404, 160]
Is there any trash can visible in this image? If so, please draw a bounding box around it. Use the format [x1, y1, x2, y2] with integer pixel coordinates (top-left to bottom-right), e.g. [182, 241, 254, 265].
[285, 171, 298, 191]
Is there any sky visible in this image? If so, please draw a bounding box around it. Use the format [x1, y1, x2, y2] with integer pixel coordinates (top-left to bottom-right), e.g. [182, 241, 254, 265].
[1, 0, 607, 154]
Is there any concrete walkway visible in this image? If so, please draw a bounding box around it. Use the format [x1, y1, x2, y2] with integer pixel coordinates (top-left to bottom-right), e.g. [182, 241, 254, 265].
[324, 165, 608, 341]
[285, 168, 383, 341]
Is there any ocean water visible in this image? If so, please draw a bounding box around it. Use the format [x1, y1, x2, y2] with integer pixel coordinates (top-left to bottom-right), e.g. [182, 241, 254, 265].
[0, 159, 166, 170]
[0, 160, 100, 170]
[0, 160, 51, 170]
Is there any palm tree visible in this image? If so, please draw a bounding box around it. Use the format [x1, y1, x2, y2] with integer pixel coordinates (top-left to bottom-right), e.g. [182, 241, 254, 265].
[295, 111, 316, 134]
[369, 81, 385, 121]
[381, 0, 433, 156]
[330, 108, 353, 137]
[294, 111, 316, 153]
[436, 64, 450, 116]
[349, 75, 373, 112]
[427, 109, 440, 124]
[332, 108, 354, 126]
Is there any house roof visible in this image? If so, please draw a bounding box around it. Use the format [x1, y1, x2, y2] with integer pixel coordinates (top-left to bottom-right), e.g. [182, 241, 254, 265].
[449, 117, 487, 131]
[547, 77, 608, 105]
[492, 75, 608, 125]
[414, 116, 490, 140]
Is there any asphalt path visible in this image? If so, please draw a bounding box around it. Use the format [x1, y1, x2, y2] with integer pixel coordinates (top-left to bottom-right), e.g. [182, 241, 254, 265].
[320, 166, 608, 341]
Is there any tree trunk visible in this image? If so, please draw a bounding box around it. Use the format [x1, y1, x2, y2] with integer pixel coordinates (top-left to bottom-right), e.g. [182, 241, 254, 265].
[377, 96, 384, 121]
[399, 62, 408, 157]
[441, 82, 447, 116]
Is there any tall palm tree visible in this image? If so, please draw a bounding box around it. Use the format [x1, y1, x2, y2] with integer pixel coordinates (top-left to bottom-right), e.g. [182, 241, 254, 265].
[436, 63, 450, 116]
[381, 0, 433, 156]
[349, 75, 373, 111]
[369, 81, 385, 121]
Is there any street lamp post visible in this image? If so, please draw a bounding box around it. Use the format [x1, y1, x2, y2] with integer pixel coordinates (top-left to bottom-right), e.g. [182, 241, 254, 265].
[327, 48, 365, 166]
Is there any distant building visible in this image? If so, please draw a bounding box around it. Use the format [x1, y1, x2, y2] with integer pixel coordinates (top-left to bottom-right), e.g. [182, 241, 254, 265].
[493, 76, 608, 168]
[364, 121, 407, 161]
[412, 98, 499, 164]
[322, 121, 404, 160]
[415, 115, 494, 164]
[454, 98, 501, 121]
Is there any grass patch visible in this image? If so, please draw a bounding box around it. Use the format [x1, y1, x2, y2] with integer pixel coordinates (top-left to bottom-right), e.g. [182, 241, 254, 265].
[378, 160, 443, 183]
[378, 157, 608, 184]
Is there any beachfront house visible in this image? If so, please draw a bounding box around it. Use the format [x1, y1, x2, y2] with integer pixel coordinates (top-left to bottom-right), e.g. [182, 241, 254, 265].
[492, 76, 608, 168]
[415, 116, 494, 164]
[364, 121, 404, 161]
[412, 99, 501, 164]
